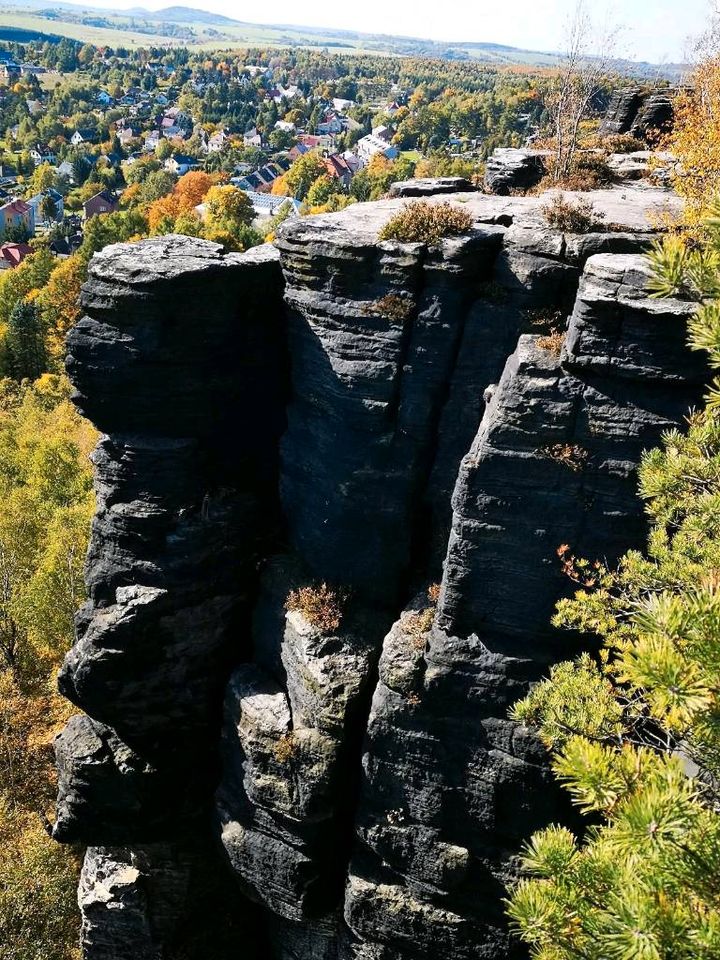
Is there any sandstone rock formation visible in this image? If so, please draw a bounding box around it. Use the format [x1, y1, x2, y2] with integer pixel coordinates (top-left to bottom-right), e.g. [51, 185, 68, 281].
[483, 149, 548, 195]
[57, 182, 703, 959]
[599, 87, 676, 140]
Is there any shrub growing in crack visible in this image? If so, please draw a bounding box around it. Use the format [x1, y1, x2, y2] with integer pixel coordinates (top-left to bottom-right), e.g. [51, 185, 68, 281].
[539, 443, 588, 472]
[363, 293, 415, 323]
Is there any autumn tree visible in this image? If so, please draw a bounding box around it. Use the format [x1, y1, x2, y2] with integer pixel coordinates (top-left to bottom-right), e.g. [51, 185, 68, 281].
[272, 151, 327, 200]
[669, 58, 720, 219]
[0, 375, 95, 959]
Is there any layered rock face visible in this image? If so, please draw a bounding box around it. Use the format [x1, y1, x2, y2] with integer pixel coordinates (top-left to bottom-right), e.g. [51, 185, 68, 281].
[599, 87, 675, 140]
[57, 184, 704, 960]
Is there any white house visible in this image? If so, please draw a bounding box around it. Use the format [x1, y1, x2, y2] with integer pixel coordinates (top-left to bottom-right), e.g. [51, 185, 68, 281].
[243, 127, 262, 148]
[30, 143, 56, 166]
[356, 134, 399, 167]
[208, 130, 229, 153]
[71, 128, 97, 147]
[144, 130, 163, 153]
[164, 154, 197, 176]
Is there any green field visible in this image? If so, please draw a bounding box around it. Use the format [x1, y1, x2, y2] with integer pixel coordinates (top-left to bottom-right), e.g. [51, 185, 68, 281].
[0, 4, 560, 62]
[0, 2, 682, 78]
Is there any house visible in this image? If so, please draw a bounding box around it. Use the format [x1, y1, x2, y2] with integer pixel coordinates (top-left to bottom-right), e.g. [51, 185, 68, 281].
[164, 154, 197, 176]
[26, 188, 64, 224]
[356, 134, 399, 166]
[208, 130, 229, 153]
[26, 99, 43, 116]
[57, 159, 91, 184]
[274, 120, 296, 133]
[289, 142, 312, 161]
[0, 61, 21, 83]
[232, 172, 266, 192]
[20, 63, 45, 76]
[30, 143, 56, 166]
[83, 190, 119, 219]
[324, 153, 355, 188]
[96, 91, 113, 106]
[0, 242, 33, 269]
[161, 125, 185, 140]
[154, 93, 169, 106]
[372, 125, 393, 143]
[0, 199, 34, 237]
[71, 128, 98, 147]
[243, 127, 262, 148]
[273, 84, 300, 103]
[333, 98, 354, 112]
[299, 133, 336, 151]
[144, 130, 163, 153]
[239, 191, 301, 223]
[118, 127, 141, 147]
[318, 112, 344, 135]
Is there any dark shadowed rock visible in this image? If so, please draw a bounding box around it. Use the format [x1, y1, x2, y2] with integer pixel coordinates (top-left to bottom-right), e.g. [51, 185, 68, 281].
[388, 177, 477, 197]
[56, 188, 702, 960]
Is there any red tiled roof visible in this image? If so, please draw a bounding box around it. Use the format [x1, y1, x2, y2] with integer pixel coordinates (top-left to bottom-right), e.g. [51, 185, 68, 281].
[0, 242, 32, 267]
[1, 199, 30, 215]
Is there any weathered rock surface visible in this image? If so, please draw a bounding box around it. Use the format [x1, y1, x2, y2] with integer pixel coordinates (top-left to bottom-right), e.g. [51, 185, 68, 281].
[600, 87, 676, 140]
[389, 177, 478, 197]
[56, 183, 703, 960]
[483, 148, 548, 195]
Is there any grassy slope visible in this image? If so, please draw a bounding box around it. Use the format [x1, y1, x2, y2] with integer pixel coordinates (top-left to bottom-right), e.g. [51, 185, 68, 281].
[0, 4, 559, 62]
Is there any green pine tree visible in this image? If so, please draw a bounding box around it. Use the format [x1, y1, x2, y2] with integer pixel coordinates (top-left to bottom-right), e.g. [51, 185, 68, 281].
[6, 300, 47, 381]
[505, 211, 720, 960]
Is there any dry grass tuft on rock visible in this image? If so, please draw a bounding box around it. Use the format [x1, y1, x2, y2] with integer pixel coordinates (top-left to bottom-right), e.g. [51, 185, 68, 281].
[379, 201, 473, 244]
[537, 330, 565, 356]
[286, 582, 346, 634]
[541, 194, 604, 234]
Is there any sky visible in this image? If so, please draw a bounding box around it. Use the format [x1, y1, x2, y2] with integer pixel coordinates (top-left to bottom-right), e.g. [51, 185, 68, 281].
[83, 0, 712, 63]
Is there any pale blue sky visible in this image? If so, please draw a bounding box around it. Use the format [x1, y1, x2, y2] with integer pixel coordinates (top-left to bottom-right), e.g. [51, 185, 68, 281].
[89, 0, 711, 62]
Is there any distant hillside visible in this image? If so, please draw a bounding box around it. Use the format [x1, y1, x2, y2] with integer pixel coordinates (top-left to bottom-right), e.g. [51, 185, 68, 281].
[0, 0, 688, 79]
[124, 5, 240, 25]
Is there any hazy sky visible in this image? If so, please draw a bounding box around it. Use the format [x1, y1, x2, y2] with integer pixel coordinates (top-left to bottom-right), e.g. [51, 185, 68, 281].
[85, 0, 712, 62]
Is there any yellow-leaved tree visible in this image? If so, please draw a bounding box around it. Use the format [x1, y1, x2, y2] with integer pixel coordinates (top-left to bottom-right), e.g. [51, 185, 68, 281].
[669, 57, 720, 220]
[0, 374, 96, 960]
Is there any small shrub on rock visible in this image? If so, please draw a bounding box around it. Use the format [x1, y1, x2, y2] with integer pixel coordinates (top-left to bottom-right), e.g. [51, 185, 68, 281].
[404, 582, 441, 649]
[363, 293, 415, 323]
[379, 201, 473, 244]
[286, 582, 345, 633]
[540, 442, 588, 472]
[541, 194, 603, 234]
[273, 733, 298, 764]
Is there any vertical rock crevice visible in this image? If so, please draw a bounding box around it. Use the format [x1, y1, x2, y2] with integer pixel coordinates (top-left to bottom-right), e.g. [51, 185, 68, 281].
[55, 185, 703, 960]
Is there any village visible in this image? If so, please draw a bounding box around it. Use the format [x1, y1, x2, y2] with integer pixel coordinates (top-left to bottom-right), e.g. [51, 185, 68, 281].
[0, 43, 500, 268]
